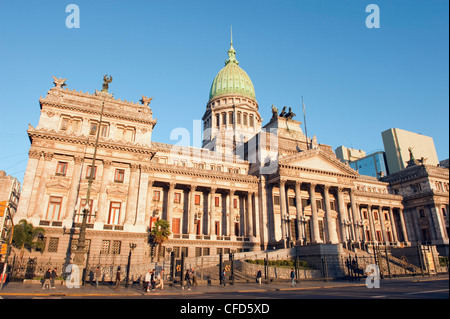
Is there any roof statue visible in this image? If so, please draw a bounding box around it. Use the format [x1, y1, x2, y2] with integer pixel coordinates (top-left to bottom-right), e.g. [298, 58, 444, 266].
[271, 104, 278, 121]
[102, 75, 113, 92]
[52, 76, 67, 88]
[140, 95, 153, 106]
[285, 107, 296, 120]
[279, 106, 287, 117]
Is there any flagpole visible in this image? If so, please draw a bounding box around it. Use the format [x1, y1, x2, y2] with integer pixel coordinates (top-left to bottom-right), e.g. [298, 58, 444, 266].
[302, 96, 309, 150]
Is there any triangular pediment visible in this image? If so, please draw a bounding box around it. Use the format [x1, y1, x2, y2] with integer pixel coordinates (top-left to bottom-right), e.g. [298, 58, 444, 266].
[279, 149, 358, 176]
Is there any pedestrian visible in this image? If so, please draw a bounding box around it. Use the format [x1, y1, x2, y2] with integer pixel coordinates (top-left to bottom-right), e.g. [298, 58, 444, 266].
[256, 269, 262, 285]
[191, 268, 197, 286]
[144, 269, 152, 292]
[151, 269, 156, 291]
[42, 269, 51, 290]
[50, 268, 58, 289]
[221, 269, 226, 287]
[290, 268, 296, 287]
[155, 269, 165, 290]
[114, 266, 121, 290]
[94, 266, 102, 288]
[183, 269, 191, 290]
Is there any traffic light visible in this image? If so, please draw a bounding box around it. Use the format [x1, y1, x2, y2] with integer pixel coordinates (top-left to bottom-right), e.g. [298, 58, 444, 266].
[0, 201, 8, 217]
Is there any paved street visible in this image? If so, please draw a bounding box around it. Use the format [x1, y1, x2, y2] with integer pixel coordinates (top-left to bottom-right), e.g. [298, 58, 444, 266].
[0, 275, 448, 299]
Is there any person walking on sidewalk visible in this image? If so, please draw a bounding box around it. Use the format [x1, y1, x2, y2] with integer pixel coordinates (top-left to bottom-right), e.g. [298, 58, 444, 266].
[42, 269, 51, 290]
[114, 266, 121, 291]
[150, 269, 156, 291]
[144, 269, 152, 292]
[221, 269, 227, 287]
[155, 269, 165, 290]
[256, 269, 262, 285]
[50, 268, 58, 289]
[183, 269, 191, 291]
[290, 268, 296, 287]
[94, 267, 102, 288]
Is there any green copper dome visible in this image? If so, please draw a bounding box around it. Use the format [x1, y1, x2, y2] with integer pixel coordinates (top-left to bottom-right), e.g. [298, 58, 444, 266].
[209, 41, 256, 101]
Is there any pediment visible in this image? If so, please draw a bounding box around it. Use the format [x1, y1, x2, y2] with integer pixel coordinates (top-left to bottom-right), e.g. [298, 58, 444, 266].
[46, 179, 70, 190]
[106, 185, 128, 195]
[279, 150, 358, 176]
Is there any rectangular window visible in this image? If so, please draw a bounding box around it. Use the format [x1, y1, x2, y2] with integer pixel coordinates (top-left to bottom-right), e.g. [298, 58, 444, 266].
[89, 122, 98, 135]
[47, 237, 59, 253]
[243, 114, 248, 126]
[195, 194, 201, 205]
[114, 169, 125, 183]
[108, 202, 121, 225]
[56, 162, 68, 176]
[101, 240, 110, 254]
[46, 196, 62, 220]
[215, 196, 220, 207]
[234, 198, 238, 208]
[316, 199, 323, 210]
[273, 195, 280, 205]
[124, 128, 135, 141]
[249, 115, 254, 127]
[222, 113, 227, 126]
[237, 113, 241, 125]
[116, 126, 125, 139]
[172, 218, 181, 234]
[111, 240, 121, 254]
[100, 124, 109, 137]
[86, 165, 97, 180]
[216, 114, 220, 127]
[229, 112, 234, 125]
[153, 190, 161, 202]
[330, 201, 336, 211]
[70, 119, 81, 133]
[174, 192, 181, 203]
[60, 117, 69, 131]
[79, 199, 94, 223]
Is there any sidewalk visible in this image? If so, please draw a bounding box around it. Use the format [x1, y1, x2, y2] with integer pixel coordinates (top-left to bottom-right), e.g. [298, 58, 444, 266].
[1, 275, 446, 298]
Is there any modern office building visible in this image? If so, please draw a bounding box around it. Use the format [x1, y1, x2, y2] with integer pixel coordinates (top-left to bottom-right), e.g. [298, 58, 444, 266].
[382, 128, 440, 174]
[348, 151, 388, 178]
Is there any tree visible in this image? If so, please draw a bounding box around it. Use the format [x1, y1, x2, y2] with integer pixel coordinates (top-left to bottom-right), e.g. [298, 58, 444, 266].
[11, 219, 45, 259]
[149, 219, 171, 261]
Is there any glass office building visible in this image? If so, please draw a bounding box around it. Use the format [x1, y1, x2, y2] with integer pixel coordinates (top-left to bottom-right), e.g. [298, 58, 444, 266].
[349, 151, 388, 178]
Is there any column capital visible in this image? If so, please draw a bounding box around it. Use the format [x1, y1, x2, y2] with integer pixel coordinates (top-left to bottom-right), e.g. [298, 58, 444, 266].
[323, 184, 330, 191]
[190, 184, 197, 191]
[73, 156, 84, 165]
[295, 180, 302, 188]
[279, 178, 287, 186]
[43, 152, 54, 161]
[130, 163, 140, 172]
[103, 159, 113, 168]
[309, 182, 317, 189]
[28, 149, 42, 159]
[169, 182, 176, 190]
[210, 187, 217, 194]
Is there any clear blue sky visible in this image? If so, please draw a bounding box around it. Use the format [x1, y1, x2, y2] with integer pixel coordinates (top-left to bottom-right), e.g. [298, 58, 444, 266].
[1, 0, 448, 183]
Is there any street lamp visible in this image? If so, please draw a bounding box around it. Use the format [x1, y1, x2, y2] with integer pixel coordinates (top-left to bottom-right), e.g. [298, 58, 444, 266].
[126, 243, 137, 287]
[72, 76, 110, 281]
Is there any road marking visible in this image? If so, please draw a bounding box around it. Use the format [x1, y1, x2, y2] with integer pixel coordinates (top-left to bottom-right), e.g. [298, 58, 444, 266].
[371, 295, 386, 298]
[404, 289, 449, 295]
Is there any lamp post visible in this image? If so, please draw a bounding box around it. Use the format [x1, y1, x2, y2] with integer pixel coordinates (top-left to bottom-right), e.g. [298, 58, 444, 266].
[126, 243, 137, 287]
[72, 76, 110, 281]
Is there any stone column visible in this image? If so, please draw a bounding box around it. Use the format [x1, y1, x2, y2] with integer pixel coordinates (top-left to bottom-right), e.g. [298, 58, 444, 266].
[349, 189, 361, 244]
[247, 192, 254, 237]
[32, 152, 54, 219]
[209, 187, 217, 237]
[228, 189, 235, 238]
[135, 165, 149, 228]
[367, 205, 377, 243]
[309, 182, 321, 244]
[15, 150, 41, 221]
[188, 184, 197, 235]
[144, 179, 154, 227]
[337, 187, 348, 243]
[323, 185, 338, 244]
[64, 156, 84, 221]
[167, 182, 175, 235]
[125, 164, 140, 225]
[279, 179, 287, 245]
[388, 207, 399, 243]
[254, 191, 260, 239]
[259, 175, 269, 248]
[294, 181, 303, 242]
[96, 160, 112, 225]
[379, 207, 389, 245]
[398, 208, 409, 244]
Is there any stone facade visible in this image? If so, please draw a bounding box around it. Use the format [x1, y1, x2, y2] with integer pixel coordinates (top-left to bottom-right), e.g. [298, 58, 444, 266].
[11, 43, 448, 269]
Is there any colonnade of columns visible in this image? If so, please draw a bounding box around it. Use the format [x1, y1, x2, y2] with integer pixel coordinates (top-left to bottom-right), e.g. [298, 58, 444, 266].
[274, 179, 410, 248]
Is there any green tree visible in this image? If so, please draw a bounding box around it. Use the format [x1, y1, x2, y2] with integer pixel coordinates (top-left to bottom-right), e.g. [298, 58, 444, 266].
[149, 219, 171, 261]
[11, 219, 45, 258]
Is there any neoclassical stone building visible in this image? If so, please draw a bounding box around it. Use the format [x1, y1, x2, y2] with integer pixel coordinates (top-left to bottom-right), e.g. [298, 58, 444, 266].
[13, 41, 447, 266]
